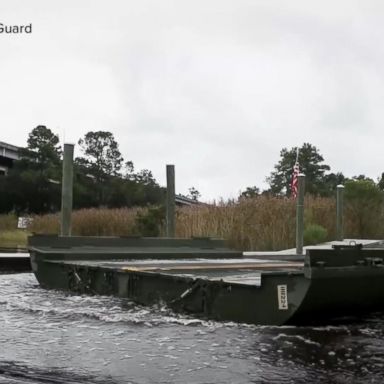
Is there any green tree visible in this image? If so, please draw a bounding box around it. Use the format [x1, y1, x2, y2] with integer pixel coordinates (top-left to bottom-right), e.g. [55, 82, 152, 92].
[2, 125, 62, 214]
[133, 169, 158, 186]
[78, 131, 123, 182]
[25, 125, 61, 167]
[266, 143, 331, 196]
[352, 174, 374, 182]
[124, 161, 135, 180]
[321, 172, 347, 196]
[239, 186, 260, 199]
[344, 179, 384, 238]
[378, 172, 384, 191]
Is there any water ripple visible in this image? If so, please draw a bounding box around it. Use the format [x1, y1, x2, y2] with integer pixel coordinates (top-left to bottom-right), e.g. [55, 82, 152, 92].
[1, 273, 384, 383]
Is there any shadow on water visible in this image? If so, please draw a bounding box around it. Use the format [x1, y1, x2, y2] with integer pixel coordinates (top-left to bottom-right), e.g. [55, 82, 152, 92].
[0, 361, 121, 384]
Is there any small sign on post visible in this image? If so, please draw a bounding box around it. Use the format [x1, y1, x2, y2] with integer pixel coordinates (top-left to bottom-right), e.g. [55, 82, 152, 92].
[17, 217, 32, 229]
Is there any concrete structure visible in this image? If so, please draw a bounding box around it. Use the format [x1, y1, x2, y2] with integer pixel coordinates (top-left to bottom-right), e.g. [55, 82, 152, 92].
[175, 194, 201, 206]
[0, 141, 21, 175]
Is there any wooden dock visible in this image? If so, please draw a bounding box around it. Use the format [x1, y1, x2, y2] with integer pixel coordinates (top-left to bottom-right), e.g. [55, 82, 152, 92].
[0, 253, 31, 273]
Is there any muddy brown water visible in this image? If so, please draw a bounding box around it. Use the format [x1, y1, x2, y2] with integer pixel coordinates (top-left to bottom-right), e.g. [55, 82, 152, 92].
[1, 273, 384, 384]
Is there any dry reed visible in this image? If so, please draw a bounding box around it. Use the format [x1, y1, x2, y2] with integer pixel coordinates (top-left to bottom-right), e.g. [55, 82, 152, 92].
[30, 207, 145, 236]
[9, 194, 384, 251]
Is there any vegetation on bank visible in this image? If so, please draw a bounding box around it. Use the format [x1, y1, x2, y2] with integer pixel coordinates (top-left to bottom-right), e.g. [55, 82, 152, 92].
[1, 126, 384, 250]
[2, 190, 383, 250]
[0, 231, 29, 248]
[0, 214, 29, 248]
[0, 126, 167, 214]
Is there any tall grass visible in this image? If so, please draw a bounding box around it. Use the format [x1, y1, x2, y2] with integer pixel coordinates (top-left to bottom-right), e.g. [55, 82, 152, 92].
[30, 207, 145, 236]
[0, 230, 29, 248]
[176, 196, 336, 250]
[0, 214, 18, 231]
[3, 194, 383, 251]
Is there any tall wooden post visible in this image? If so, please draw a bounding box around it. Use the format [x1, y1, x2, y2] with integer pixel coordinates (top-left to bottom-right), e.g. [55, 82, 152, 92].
[60, 143, 74, 236]
[336, 184, 344, 241]
[166, 164, 175, 237]
[296, 174, 305, 255]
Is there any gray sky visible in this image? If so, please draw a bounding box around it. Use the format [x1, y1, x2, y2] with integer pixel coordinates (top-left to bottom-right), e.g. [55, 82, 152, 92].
[1, 0, 384, 201]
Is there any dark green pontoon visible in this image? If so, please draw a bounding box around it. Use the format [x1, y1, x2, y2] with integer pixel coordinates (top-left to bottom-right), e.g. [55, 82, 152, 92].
[28, 235, 384, 326]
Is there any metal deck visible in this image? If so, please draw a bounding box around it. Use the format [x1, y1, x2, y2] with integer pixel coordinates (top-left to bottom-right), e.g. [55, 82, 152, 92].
[48, 258, 304, 286]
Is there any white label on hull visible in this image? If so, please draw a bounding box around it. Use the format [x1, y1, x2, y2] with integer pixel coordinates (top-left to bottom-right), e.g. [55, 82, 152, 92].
[277, 285, 288, 310]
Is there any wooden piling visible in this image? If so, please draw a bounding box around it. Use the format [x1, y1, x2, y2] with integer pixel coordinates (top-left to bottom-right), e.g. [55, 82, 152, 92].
[336, 184, 344, 241]
[60, 143, 74, 236]
[166, 164, 175, 237]
[296, 174, 305, 255]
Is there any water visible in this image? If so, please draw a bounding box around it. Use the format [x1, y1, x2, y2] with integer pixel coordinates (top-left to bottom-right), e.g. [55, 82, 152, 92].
[1, 273, 384, 383]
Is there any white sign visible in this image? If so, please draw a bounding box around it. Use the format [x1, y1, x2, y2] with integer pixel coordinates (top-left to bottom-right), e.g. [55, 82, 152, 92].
[17, 217, 32, 229]
[277, 285, 288, 310]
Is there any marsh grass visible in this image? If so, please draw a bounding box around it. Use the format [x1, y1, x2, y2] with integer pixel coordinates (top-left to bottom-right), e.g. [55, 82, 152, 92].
[30, 207, 144, 236]
[0, 214, 29, 248]
[2, 194, 383, 251]
[176, 196, 336, 250]
[0, 214, 18, 231]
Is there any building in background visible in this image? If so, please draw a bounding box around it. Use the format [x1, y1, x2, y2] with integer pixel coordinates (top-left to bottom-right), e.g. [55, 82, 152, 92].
[0, 141, 21, 175]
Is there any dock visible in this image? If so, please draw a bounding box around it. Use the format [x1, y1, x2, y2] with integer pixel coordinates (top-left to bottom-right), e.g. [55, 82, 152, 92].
[1, 238, 382, 274]
[0, 252, 31, 273]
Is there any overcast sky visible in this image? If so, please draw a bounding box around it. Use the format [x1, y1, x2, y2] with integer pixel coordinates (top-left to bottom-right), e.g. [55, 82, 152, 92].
[1, 1, 383, 201]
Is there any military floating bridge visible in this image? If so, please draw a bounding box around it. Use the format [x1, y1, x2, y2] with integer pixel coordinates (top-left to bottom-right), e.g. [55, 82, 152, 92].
[28, 235, 384, 325]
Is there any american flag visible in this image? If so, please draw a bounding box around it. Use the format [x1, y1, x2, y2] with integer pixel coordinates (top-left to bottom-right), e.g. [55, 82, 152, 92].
[290, 148, 300, 198]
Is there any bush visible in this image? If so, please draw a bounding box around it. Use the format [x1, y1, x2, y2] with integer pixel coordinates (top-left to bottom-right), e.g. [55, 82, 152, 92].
[134, 206, 165, 236]
[344, 180, 384, 238]
[304, 224, 328, 245]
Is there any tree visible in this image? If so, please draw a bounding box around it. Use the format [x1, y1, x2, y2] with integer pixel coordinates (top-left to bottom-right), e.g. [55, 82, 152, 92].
[124, 161, 135, 180]
[78, 131, 123, 182]
[133, 169, 158, 186]
[321, 172, 347, 196]
[344, 179, 384, 238]
[25, 125, 61, 167]
[352, 174, 374, 182]
[239, 186, 260, 199]
[378, 173, 384, 191]
[266, 143, 331, 196]
[0, 125, 62, 214]
[188, 187, 201, 201]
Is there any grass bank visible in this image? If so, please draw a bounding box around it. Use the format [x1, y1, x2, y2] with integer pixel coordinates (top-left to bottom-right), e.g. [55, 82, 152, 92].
[0, 230, 30, 249]
[0, 214, 29, 248]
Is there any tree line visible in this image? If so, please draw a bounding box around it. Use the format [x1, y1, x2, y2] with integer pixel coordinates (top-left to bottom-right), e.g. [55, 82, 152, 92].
[0, 126, 165, 214]
[1, 128, 383, 215]
[240, 142, 384, 200]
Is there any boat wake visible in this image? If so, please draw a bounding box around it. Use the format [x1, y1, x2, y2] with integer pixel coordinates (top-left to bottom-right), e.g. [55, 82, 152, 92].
[0, 273, 232, 329]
